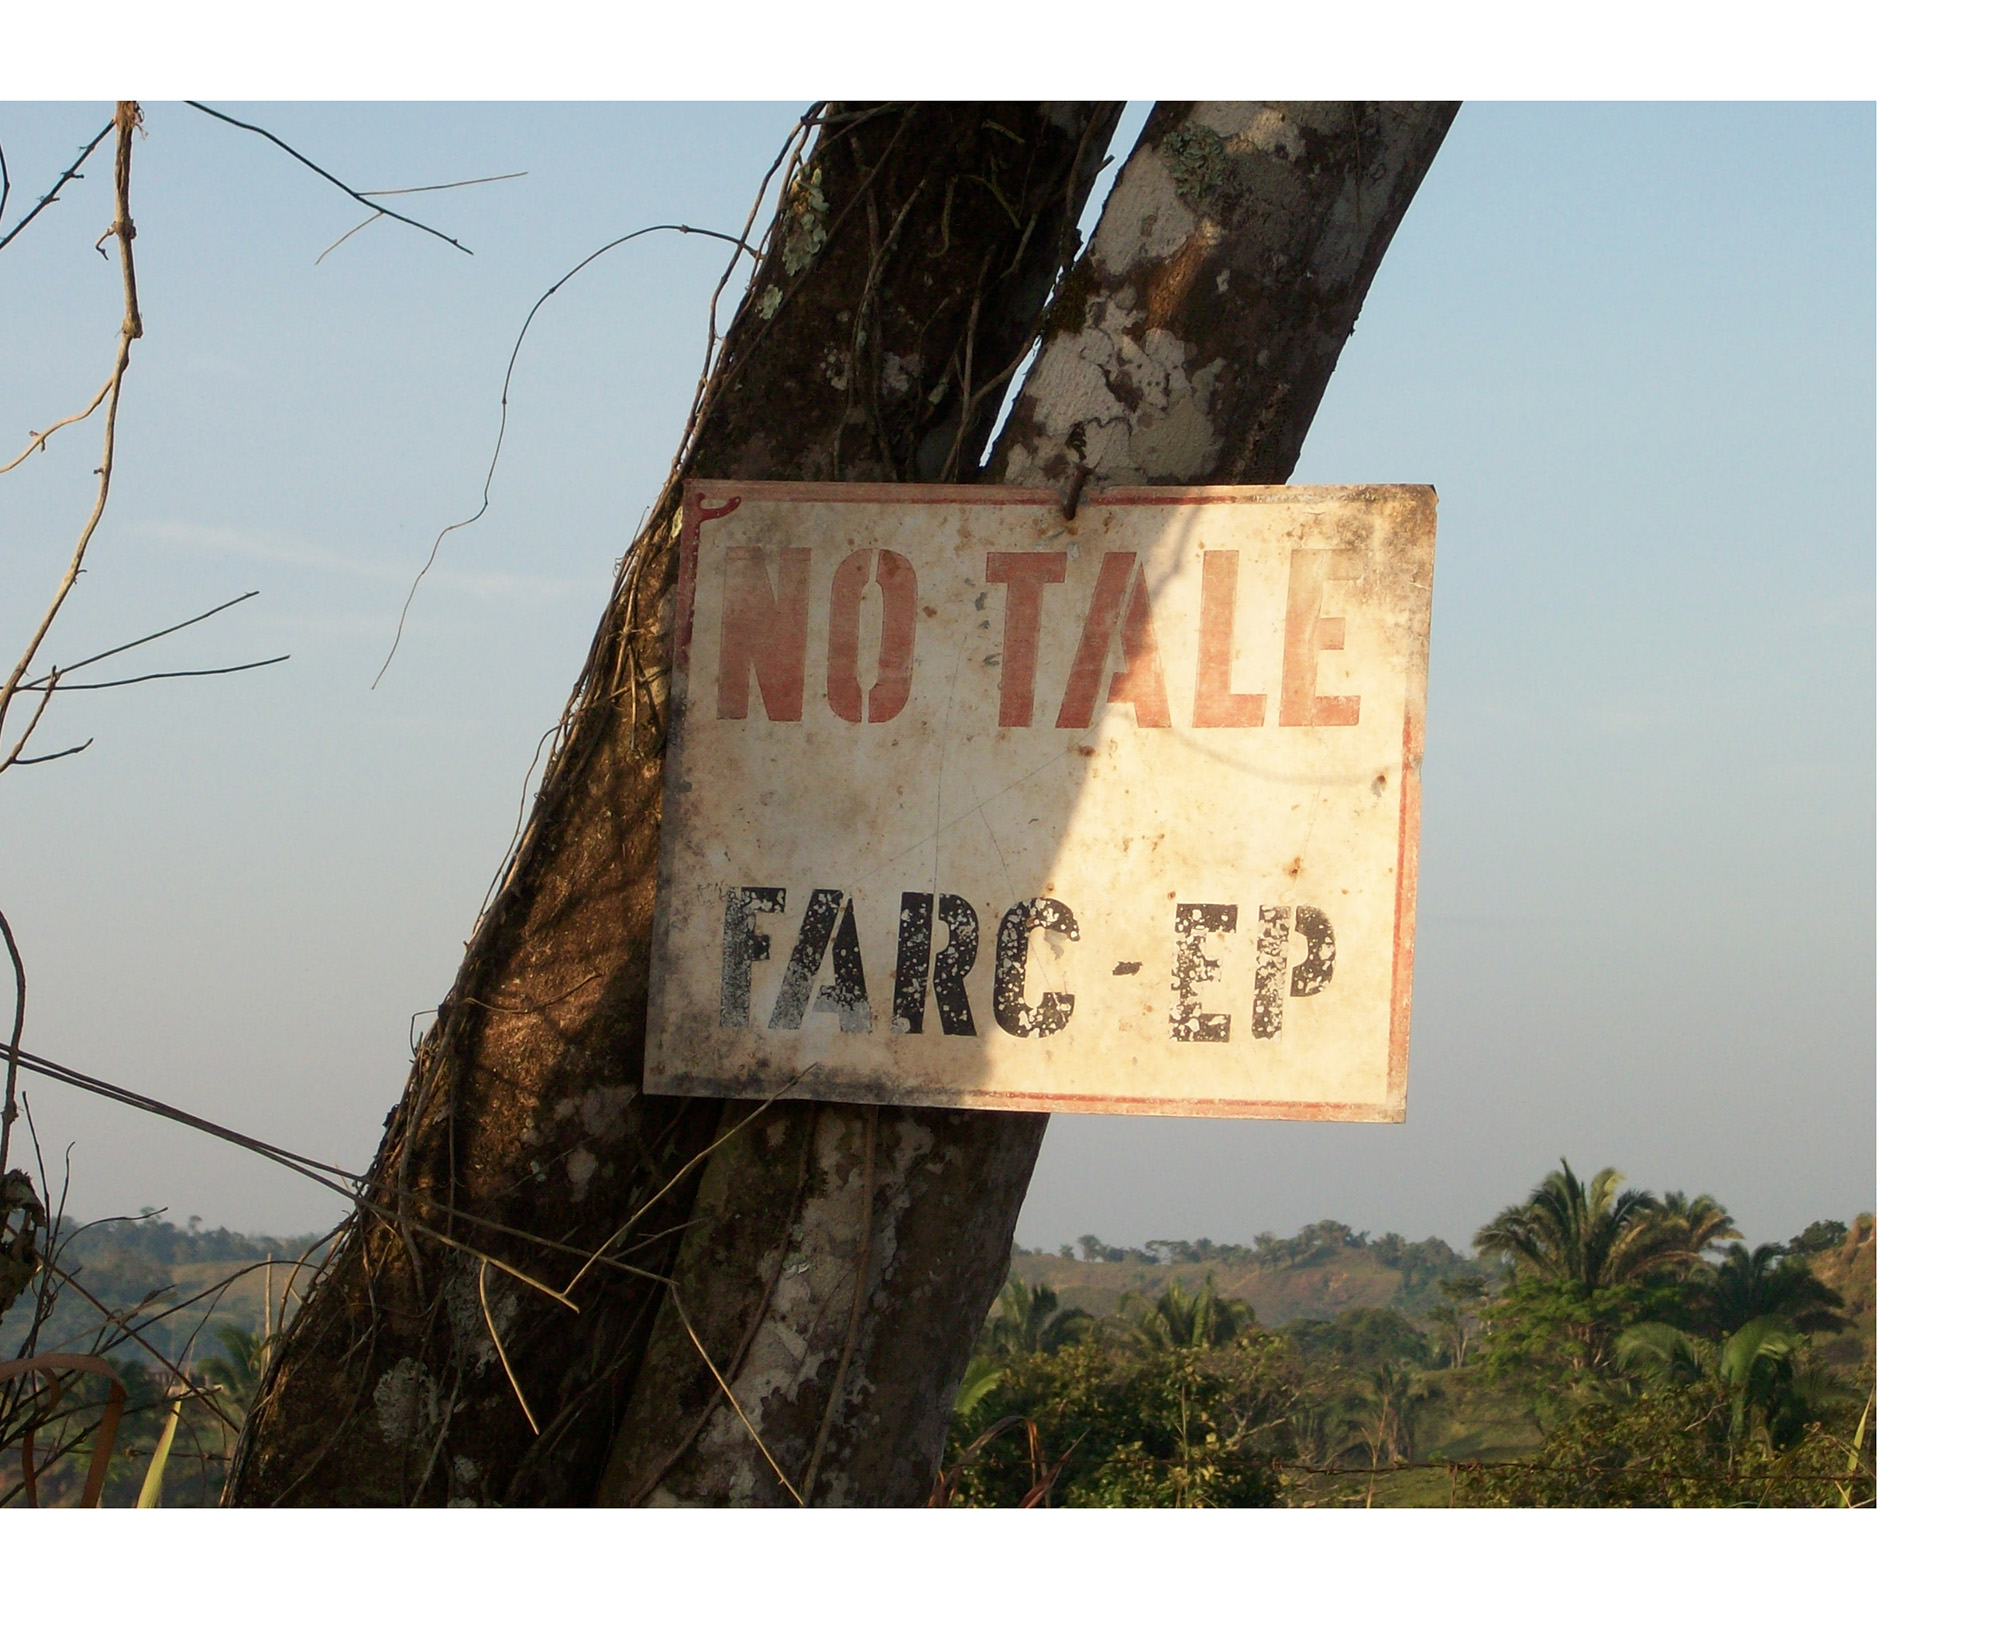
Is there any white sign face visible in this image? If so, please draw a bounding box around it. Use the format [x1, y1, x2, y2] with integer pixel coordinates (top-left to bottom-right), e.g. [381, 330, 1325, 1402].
[645, 481, 1434, 1121]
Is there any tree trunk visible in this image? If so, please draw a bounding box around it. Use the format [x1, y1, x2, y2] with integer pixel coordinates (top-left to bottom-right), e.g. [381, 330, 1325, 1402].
[231, 99, 1457, 1509]
[598, 100, 1459, 1507]
[228, 102, 1122, 1506]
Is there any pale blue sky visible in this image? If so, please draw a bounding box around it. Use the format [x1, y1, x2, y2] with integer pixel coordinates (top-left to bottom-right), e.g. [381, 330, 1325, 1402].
[0, 101, 1873, 1250]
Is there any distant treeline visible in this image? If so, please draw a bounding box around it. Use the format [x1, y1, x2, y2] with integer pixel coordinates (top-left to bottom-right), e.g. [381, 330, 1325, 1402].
[1024, 1219, 1478, 1290]
[1, 1212, 331, 1373]
[59, 1213, 328, 1268]
[1027, 1215, 1852, 1279]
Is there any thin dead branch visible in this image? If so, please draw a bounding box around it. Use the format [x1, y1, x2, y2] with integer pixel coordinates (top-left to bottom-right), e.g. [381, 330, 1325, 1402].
[23, 655, 288, 693]
[0, 102, 143, 775]
[4, 739, 89, 766]
[0, 1353, 126, 1507]
[0, 118, 114, 256]
[183, 101, 472, 256]
[0, 376, 114, 475]
[667, 1278, 802, 1505]
[479, 1260, 540, 1436]
[0, 909, 24, 1178]
[315, 170, 528, 264]
[56, 590, 260, 675]
[371, 219, 762, 688]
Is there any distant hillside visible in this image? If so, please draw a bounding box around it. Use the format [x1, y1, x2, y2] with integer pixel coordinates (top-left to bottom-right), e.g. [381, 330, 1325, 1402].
[1, 1214, 327, 1369]
[1807, 1214, 1876, 1369]
[1008, 1220, 1487, 1327]
[1008, 1213, 1879, 1340]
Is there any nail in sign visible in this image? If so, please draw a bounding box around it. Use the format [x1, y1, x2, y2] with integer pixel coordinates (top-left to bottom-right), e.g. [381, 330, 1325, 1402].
[645, 481, 1435, 1121]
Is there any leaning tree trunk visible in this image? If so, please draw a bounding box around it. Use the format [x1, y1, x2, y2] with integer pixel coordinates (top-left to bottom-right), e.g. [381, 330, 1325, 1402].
[229, 102, 1123, 1507]
[597, 100, 1460, 1507]
[231, 99, 1458, 1509]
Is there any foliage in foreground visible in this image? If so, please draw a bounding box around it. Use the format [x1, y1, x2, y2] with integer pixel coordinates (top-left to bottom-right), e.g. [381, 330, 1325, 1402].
[2, 1200, 317, 1508]
[942, 1338, 1303, 1508]
[1459, 1377, 1875, 1508]
[945, 1168, 1875, 1509]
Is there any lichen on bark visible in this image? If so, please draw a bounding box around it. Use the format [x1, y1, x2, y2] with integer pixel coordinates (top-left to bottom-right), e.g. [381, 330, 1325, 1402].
[992, 101, 1460, 491]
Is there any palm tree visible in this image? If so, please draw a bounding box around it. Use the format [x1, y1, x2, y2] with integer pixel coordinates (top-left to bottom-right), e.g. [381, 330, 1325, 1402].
[1354, 1359, 1441, 1469]
[984, 1277, 1094, 1356]
[1617, 1314, 1845, 1449]
[953, 1353, 1005, 1419]
[1692, 1242, 1845, 1338]
[1116, 1275, 1254, 1351]
[198, 1323, 268, 1420]
[1473, 1160, 1680, 1291]
[1654, 1190, 1741, 1270]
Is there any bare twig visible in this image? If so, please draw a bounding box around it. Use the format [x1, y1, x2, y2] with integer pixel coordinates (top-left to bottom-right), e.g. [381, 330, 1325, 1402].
[38, 1265, 236, 1434]
[23, 655, 288, 693]
[315, 171, 528, 265]
[668, 1279, 802, 1505]
[0, 681, 58, 779]
[372, 219, 761, 688]
[479, 1260, 539, 1436]
[312, 213, 385, 265]
[8, 739, 91, 767]
[3, 1039, 365, 1197]
[0, 1043, 579, 1313]
[0, 102, 143, 774]
[0, 377, 114, 476]
[0, 1353, 126, 1507]
[361, 171, 529, 200]
[0, 594, 275, 768]
[183, 102, 472, 256]
[0, 908, 24, 1177]
[0, 118, 114, 256]
[57, 590, 261, 675]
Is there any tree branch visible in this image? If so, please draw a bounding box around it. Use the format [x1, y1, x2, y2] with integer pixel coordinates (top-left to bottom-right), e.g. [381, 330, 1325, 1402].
[0, 118, 114, 256]
[184, 101, 472, 256]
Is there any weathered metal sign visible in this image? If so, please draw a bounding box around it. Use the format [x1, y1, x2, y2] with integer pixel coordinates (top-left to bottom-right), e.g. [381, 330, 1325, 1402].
[644, 481, 1434, 1121]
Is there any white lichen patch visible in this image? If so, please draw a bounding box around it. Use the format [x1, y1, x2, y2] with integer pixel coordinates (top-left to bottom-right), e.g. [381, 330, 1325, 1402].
[443, 1259, 500, 1375]
[448, 1455, 481, 1505]
[1200, 100, 1322, 160]
[1003, 287, 1226, 487]
[1088, 144, 1200, 281]
[781, 166, 829, 277]
[651, 1109, 937, 1505]
[574, 1085, 634, 1139]
[372, 1356, 439, 1447]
